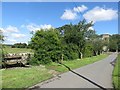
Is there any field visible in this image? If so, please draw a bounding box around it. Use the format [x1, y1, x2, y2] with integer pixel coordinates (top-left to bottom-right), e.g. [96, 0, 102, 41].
[113, 53, 120, 90]
[2, 46, 33, 54]
[1, 48, 109, 89]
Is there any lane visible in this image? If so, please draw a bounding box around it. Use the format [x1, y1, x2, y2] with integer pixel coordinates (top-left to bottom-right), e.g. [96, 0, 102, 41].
[31, 53, 117, 88]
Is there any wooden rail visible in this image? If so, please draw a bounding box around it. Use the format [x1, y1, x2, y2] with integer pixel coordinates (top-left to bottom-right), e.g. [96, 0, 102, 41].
[4, 56, 22, 60]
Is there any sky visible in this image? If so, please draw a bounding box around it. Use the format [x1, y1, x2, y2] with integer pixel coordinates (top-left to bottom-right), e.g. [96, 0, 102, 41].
[1, 2, 118, 44]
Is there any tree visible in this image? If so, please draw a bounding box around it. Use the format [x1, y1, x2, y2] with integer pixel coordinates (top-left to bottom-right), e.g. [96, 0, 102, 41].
[84, 41, 93, 57]
[109, 39, 117, 52]
[85, 33, 104, 56]
[30, 19, 108, 65]
[63, 19, 93, 59]
[12, 43, 27, 48]
[0, 30, 4, 42]
[0, 30, 5, 61]
[109, 34, 120, 52]
[29, 28, 62, 64]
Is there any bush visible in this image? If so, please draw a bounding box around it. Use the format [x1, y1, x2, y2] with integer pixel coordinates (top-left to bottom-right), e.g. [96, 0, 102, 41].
[71, 52, 79, 59]
[84, 43, 93, 57]
[12, 43, 27, 48]
[62, 50, 78, 61]
[50, 50, 62, 62]
[28, 57, 39, 65]
[34, 49, 52, 64]
[84, 49, 93, 57]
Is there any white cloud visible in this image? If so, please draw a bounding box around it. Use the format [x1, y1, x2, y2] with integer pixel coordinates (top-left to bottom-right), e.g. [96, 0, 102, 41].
[61, 5, 87, 20]
[0, 26, 19, 34]
[26, 23, 54, 32]
[6, 37, 29, 45]
[73, 5, 88, 13]
[2, 24, 54, 44]
[61, 9, 77, 20]
[11, 33, 26, 38]
[88, 27, 94, 31]
[40, 24, 53, 30]
[1, 25, 30, 44]
[7, 38, 17, 44]
[0, 28, 5, 33]
[26, 23, 40, 32]
[5, 25, 19, 33]
[8, 39, 16, 42]
[83, 6, 118, 22]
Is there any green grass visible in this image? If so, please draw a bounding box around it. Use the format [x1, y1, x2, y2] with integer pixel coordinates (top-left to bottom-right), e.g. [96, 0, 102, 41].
[3, 46, 33, 54]
[2, 66, 52, 89]
[2, 54, 109, 89]
[46, 54, 108, 73]
[113, 53, 120, 90]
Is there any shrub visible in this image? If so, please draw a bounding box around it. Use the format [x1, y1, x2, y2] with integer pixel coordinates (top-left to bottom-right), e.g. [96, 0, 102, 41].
[84, 43, 93, 57]
[28, 57, 39, 65]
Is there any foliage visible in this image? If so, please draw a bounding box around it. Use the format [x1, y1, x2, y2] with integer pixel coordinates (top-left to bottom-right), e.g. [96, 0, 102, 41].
[93, 38, 103, 55]
[109, 34, 120, 52]
[30, 29, 62, 64]
[84, 42, 93, 57]
[29, 19, 108, 65]
[88, 34, 104, 55]
[0, 30, 4, 42]
[12, 43, 28, 48]
[62, 19, 93, 59]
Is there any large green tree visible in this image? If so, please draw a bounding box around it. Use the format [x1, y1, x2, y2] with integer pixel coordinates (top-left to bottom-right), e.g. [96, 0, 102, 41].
[61, 19, 93, 59]
[29, 28, 62, 64]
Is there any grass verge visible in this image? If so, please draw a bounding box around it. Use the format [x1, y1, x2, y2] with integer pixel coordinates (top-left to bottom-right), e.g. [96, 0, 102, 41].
[2, 54, 108, 89]
[113, 53, 120, 90]
[2, 66, 52, 89]
[46, 54, 108, 73]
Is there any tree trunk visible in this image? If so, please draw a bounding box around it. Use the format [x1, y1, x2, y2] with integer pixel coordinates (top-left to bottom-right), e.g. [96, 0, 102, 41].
[61, 54, 63, 62]
[78, 50, 83, 59]
[77, 48, 83, 59]
[80, 52, 83, 59]
[93, 50, 97, 56]
[98, 50, 100, 55]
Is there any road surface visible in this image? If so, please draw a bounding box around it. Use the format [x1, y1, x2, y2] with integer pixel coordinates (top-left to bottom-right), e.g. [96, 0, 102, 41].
[30, 53, 117, 89]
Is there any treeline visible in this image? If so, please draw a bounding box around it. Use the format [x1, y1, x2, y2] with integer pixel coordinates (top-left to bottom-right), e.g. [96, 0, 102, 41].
[11, 43, 28, 48]
[29, 19, 112, 65]
[1, 20, 119, 65]
[109, 34, 120, 52]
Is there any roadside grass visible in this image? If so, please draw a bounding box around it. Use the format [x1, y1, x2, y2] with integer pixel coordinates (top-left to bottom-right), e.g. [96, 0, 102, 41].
[2, 66, 52, 88]
[46, 54, 108, 73]
[2, 54, 109, 89]
[113, 53, 120, 90]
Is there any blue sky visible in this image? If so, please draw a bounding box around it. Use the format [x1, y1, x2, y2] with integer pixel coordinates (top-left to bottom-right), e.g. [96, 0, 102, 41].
[1, 2, 118, 44]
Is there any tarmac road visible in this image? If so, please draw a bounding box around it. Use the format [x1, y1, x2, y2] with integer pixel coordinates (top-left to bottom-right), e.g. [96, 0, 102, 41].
[30, 53, 117, 89]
